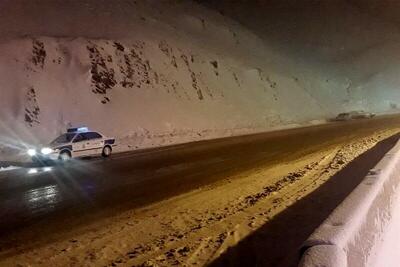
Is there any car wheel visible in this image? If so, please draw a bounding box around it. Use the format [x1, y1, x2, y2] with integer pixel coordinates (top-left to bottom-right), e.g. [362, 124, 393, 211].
[59, 151, 72, 162]
[102, 146, 112, 158]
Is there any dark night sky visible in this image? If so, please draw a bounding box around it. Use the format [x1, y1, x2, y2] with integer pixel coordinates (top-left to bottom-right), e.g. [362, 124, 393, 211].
[196, 0, 400, 62]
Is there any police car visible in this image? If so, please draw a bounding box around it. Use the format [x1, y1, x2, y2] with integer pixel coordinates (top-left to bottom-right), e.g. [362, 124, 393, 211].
[27, 127, 116, 162]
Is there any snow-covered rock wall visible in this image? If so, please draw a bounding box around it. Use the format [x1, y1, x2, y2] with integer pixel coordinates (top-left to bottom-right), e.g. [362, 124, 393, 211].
[0, 0, 399, 160]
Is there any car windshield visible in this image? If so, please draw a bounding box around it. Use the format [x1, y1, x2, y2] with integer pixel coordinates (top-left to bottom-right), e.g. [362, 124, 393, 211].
[51, 133, 76, 145]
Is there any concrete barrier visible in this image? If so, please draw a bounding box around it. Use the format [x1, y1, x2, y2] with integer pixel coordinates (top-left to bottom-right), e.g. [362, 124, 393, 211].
[299, 139, 400, 267]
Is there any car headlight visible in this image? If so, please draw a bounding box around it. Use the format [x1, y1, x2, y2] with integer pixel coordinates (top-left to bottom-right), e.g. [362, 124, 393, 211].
[41, 147, 53, 155]
[27, 149, 37, 156]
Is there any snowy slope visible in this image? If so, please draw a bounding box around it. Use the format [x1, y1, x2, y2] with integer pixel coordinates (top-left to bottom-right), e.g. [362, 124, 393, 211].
[201, 0, 400, 111]
[0, 0, 399, 161]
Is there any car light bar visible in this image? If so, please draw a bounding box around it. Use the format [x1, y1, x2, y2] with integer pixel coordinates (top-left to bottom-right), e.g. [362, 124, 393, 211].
[67, 127, 89, 133]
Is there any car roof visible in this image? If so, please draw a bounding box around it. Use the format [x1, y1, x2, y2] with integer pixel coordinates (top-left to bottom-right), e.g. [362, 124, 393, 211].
[66, 130, 100, 134]
[72, 131, 103, 136]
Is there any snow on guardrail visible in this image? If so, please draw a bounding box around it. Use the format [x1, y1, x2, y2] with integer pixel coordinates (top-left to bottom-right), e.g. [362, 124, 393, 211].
[299, 138, 400, 267]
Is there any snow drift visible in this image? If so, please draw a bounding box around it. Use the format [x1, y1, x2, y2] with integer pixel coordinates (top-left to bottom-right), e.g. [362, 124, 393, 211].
[0, 0, 399, 160]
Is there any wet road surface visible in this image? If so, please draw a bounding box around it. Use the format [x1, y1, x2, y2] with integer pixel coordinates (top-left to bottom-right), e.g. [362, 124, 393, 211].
[1, 115, 400, 236]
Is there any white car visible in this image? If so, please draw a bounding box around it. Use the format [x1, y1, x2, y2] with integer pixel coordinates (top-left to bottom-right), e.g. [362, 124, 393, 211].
[334, 111, 375, 121]
[28, 127, 116, 162]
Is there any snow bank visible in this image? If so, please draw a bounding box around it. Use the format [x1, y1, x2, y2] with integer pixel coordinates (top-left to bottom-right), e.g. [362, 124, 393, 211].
[0, 0, 399, 161]
[300, 139, 400, 267]
[0, 166, 20, 172]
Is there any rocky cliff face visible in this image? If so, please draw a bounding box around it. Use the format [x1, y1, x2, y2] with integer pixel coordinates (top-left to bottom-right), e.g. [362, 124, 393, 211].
[0, 0, 398, 160]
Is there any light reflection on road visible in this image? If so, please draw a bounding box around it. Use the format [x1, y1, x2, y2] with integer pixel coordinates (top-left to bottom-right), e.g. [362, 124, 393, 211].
[27, 167, 53, 175]
[25, 184, 62, 214]
[27, 168, 38, 174]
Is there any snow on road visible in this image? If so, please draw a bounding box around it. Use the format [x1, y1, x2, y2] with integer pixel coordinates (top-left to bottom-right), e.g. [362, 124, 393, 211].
[2, 1, 400, 266]
[1, 125, 399, 267]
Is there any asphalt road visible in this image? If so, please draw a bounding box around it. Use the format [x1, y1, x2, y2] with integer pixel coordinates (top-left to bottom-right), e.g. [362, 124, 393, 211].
[1, 115, 400, 236]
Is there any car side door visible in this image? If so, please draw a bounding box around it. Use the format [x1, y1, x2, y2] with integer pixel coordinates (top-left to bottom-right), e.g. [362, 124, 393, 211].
[72, 133, 87, 157]
[82, 132, 104, 156]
